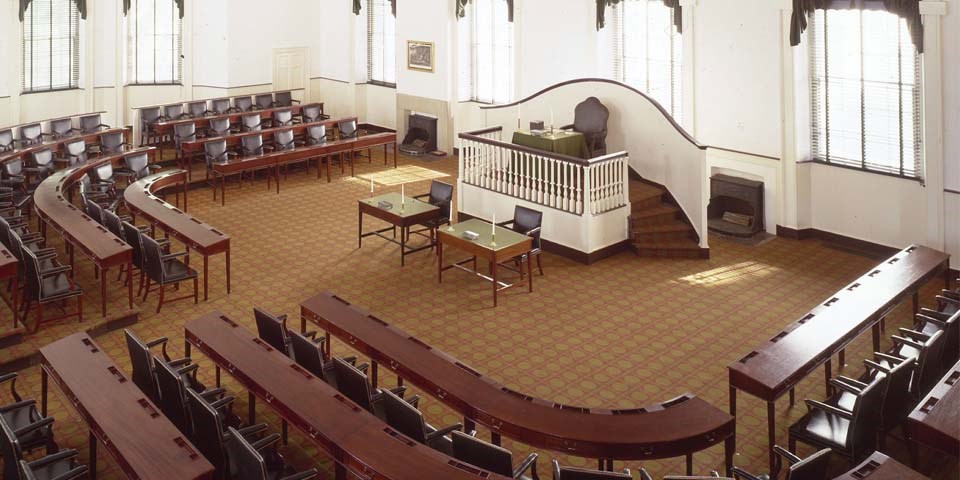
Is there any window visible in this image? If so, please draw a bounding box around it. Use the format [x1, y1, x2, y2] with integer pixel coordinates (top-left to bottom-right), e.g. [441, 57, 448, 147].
[21, 0, 80, 93]
[607, 0, 682, 120]
[367, 0, 396, 86]
[808, 9, 922, 178]
[458, 0, 513, 104]
[127, 0, 182, 85]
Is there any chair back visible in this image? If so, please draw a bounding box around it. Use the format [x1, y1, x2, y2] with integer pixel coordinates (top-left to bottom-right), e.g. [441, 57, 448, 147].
[554, 463, 631, 480]
[210, 98, 230, 115]
[914, 330, 947, 396]
[878, 356, 916, 431]
[939, 310, 960, 364]
[92, 162, 114, 183]
[0, 217, 16, 250]
[32, 148, 54, 169]
[305, 125, 326, 146]
[155, 358, 190, 434]
[234, 96, 253, 112]
[141, 234, 168, 282]
[289, 330, 327, 381]
[302, 104, 322, 123]
[255, 94, 274, 110]
[3, 158, 23, 177]
[50, 118, 73, 138]
[786, 448, 832, 480]
[209, 118, 231, 137]
[331, 357, 374, 412]
[241, 134, 265, 156]
[273, 109, 293, 128]
[253, 307, 290, 355]
[241, 114, 262, 132]
[225, 427, 269, 480]
[428, 180, 454, 217]
[19, 246, 44, 301]
[124, 152, 151, 179]
[205, 139, 230, 166]
[100, 131, 126, 154]
[174, 123, 196, 145]
[274, 91, 294, 106]
[164, 104, 185, 119]
[846, 376, 885, 455]
[84, 199, 104, 224]
[65, 139, 87, 164]
[80, 114, 107, 134]
[141, 107, 162, 130]
[0, 416, 26, 480]
[0, 128, 14, 151]
[124, 329, 162, 403]
[381, 389, 428, 443]
[338, 119, 358, 139]
[273, 129, 295, 151]
[185, 387, 229, 472]
[19, 123, 42, 145]
[451, 431, 514, 476]
[573, 97, 609, 135]
[102, 209, 125, 240]
[122, 221, 146, 268]
[187, 101, 208, 118]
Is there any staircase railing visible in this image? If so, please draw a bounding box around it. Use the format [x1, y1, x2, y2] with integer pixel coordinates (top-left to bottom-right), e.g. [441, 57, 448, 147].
[458, 127, 629, 216]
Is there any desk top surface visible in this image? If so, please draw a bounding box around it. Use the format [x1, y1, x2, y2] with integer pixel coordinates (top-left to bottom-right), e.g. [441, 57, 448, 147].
[831, 452, 928, 480]
[360, 193, 438, 218]
[907, 358, 960, 456]
[152, 104, 307, 130]
[185, 312, 511, 480]
[212, 131, 395, 171]
[41, 333, 214, 480]
[301, 292, 735, 460]
[729, 245, 950, 399]
[439, 218, 531, 252]
[0, 127, 129, 164]
[180, 117, 352, 152]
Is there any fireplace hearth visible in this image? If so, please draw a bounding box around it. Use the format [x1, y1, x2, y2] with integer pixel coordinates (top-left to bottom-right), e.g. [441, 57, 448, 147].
[708, 174, 764, 237]
[399, 113, 438, 156]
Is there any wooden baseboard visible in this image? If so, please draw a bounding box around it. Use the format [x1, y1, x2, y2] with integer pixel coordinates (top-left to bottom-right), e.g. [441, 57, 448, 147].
[776, 225, 912, 261]
[775, 225, 816, 240]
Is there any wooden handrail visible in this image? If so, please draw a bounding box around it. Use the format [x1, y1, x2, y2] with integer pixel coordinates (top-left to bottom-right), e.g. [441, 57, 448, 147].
[459, 127, 627, 167]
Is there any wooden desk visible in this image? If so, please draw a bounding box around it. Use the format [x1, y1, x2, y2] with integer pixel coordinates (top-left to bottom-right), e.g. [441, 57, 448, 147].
[123, 170, 231, 300]
[151, 104, 309, 138]
[832, 452, 928, 480]
[906, 359, 960, 457]
[0, 244, 17, 331]
[1, 111, 106, 134]
[178, 117, 352, 157]
[131, 90, 305, 112]
[358, 193, 440, 266]
[34, 150, 153, 317]
[184, 311, 512, 480]
[40, 333, 214, 480]
[728, 245, 951, 473]
[301, 292, 736, 475]
[0, 127, 131, 166]
[438, 218, 533, 307]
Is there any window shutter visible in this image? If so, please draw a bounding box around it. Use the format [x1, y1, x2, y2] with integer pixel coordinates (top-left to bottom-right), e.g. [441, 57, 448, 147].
[367, 0, 396, 86]
[22, 0, 80, 93]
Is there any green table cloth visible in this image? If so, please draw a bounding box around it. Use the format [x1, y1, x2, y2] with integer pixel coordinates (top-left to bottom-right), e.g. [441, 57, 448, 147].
[512, 129, 589, 159]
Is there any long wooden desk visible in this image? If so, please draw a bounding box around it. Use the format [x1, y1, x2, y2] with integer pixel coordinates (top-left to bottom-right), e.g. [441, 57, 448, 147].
[906, 358, 960, 457]
[123, 170, 230, 300]
[131, 90, 303, 112]
[178, 117, 354, 157]
[301, 292, 736, 474]
[184, 311, 513, 480]
[0, 127, 130, 165]
[727, 245, 951, 473]
[33, 149, 153, 317]
[41, 333, 214, 480]
[151, 104, 310, 138]
[831, 452, 928, 480]
[212, 128, 397, 204]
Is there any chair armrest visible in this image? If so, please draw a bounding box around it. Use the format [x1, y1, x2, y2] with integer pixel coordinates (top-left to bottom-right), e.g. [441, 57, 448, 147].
[897, 328, 930, 341]
[14, 416, 55, 437]
[200, 387, 227, 399]
[875, 352, 906, 363]
[412, 193, 430, 200]
[238, 423, 270, 437]
[524, 226, 542, 237]
[833, 375, 869, 390]
[915, 313, 946, 328]
[804, 399, 854, 419]
[560, 123, 574, 130]
[176, 363, 200, 376]
[251, 432, 281, 451]
[404, 394, 420, 408]
[425, 422, 462, 441]
[36, 251, 59, 261]
[277, 313, 288, 322]
[512, 452, 538, 480]
[863, 359, 894, 375]
[279, 469, 318, 480]
[0, 399, 35, 413]
[496, 219, 514, 227]
[48, 465, 89, 480]
[208, 395, 235, 410]
[40, 266, 72, 277]
[919, 309, 951, 321]
[940, 290, 959, 301]
[25, 449, 80, 469]
[0, 372, 17, 384]
[162, 251, 189, 261]
[891, 335, 924, 350]
[729, 467, 763, 480]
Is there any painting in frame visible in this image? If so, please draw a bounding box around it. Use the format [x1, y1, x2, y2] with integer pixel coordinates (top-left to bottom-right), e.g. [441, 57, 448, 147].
[407, 40, 434, 73]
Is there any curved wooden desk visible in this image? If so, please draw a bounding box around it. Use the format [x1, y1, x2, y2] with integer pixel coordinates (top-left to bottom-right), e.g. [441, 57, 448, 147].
[185, 312, 512, 480]
[0, 127, 130, 165]
[179, 117, 355, 157]
[301, 292, 735, 474]
[151, 104, 312, 138]
[124, 170, 231, 300]
[33, 149, 154, 317]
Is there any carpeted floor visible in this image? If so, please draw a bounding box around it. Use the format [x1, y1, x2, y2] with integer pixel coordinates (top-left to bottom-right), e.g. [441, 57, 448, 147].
[1, 151, 956, 479]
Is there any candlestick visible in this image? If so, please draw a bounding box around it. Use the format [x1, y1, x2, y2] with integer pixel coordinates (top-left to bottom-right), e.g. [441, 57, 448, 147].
[401, 184, 405, 211]
[491, 212, 496, 246]
[370, 177, 374, 193]
[447, 203, 455, 231]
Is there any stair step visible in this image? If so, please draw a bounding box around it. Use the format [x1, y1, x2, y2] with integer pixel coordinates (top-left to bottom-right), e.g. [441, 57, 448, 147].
[632, 239, 705, 259]
[629, 181, 666, 202]
[631, 204, 679, 218]
[634, 221, 691, 234]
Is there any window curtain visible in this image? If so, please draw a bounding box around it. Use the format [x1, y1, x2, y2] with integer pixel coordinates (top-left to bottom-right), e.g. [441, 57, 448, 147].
[596, 0, 682, 32]
[122, 0, 184, 18]
[354, 0, 396, 16]
[353, 0, 361, 14]
[790, 0, 923, 52]
[456, 0, 514, 22]
[20, 0, 86, 20]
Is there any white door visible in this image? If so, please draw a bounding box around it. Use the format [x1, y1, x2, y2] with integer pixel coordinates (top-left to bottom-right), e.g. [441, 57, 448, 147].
[272, 47, 309, 100]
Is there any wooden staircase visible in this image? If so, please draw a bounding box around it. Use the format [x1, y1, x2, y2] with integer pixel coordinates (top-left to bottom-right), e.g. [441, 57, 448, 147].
[629, 179, 706, 259]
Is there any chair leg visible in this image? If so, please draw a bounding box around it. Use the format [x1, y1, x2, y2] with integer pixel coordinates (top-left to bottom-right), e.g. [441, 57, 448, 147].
[193, 277, 198, 304]
[34, 302, 43, 334]
[142, 278, 152, 302]
[77, 294, 83, 323]
[536, 254, 544, 275]
[156, 285, 165, 314]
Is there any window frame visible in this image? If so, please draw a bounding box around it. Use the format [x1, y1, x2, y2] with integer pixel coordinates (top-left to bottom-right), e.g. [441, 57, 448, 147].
[21, 0, 81, 94]
[126, 0, 183, 86]
[459, 0, 514, 105]
[366, 0, 396, 88]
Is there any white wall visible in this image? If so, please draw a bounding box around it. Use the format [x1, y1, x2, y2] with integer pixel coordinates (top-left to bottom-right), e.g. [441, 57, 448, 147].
[516, 0, 597, 96]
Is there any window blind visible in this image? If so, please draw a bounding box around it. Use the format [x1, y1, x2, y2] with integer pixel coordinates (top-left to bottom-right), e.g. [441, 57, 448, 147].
[128, 0, 182, 85]
[458, 0, 512, 104]
[22, 0, 80, 93]
[367, 0, 396, 86]
[608, 0, 682, 121]
[808, 9, 922, 178]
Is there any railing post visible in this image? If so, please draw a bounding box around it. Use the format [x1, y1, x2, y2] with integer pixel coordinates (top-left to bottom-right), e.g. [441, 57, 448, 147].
[583, 164, 592, 216]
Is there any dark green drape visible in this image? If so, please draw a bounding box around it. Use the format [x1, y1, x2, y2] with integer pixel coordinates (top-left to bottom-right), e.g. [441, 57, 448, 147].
[353, 0, 362, 14]
[20, 0, 87, 20]
[790, 0, 923, 52]
[354, 0, 396, 16]
[596, 0, 682, 33]
[121, 0, 185, 18]
[456, 0, 514, 22]
[390, 0, 396, 15]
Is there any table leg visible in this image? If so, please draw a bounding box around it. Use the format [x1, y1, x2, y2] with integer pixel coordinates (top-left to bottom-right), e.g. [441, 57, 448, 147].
[464, 418, 475, 433]
[839, 348, 845, 367]
[491, 260, 498, 307]
[766, 401, 776, 475]
[358, 210, 363, 249]
[393, 142, 398, 168]
[371, 361, 379, 389]
[216, 366, 221, 388]
[183, 179, 188, 212]
[248, 392, 256, 425]
[824, 358, 832, 395]
[912, 292, 919, 315]
[400, 226, 406, 267]
[41, 368, 48, 416]
[100, 268, 108, 318]
[327, 156, 331, 183]
[491, 432, 501, 446]
[185, 340, 191, 358]
[275, 165, 281, 194]
[221, 175, 226, 206]
[203, 255, 209, 301]
[127, 261, 134, 309]
[89, 431, 98, 480]
[11, 275, 17, 330]
[226, 249, 231, 294]
[872, 322, 881, 353]
[789, 387, 795, 406]
[725, 432, 735, 477]
[528, 255, 533, 292]
[686, 454, 693, 475]
[383, 144, 387, 165]
[438, 241, 443, 284]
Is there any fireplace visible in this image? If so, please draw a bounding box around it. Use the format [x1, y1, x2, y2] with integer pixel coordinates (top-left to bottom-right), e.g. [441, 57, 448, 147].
[399, 113, 438, 156]
[708, 174, 764, 237]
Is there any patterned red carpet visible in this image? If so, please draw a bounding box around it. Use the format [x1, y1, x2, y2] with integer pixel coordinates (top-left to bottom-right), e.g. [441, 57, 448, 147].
[1, 152, 956, 479]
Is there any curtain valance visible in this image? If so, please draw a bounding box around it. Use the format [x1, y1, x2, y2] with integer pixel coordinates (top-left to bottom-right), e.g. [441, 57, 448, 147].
[121, 0, 185, 18]
[790, 0, 923, 52]
[20, 0, 87, 20]
[596, 0, 682, 33]
[456, 0, 514, 22]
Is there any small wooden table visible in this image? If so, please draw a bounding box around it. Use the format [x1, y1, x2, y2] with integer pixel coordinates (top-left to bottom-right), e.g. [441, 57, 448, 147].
[358, 192, 440, 266]
[906, 358, 960, 458]
[832, 452, 928, 480]
[512, 129, 589, 159]
[438, 218, 533, 307]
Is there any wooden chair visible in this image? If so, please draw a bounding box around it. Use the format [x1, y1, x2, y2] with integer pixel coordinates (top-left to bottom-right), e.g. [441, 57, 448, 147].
[185, 388, 269, 480]
[79, 113, 109, 134]
[254, 94, 274, 111]
[1, 416, 86, 480]
[497, 205, 544, 276]
[19, 247, 82, 333]
[17, 123, 42, 147]
[381, 389, 461, 455]
[187, 101, 210, 118]
[561, 97, 609, 158]
[204, 138, 238, 192]
[233, 96, 254, 113]
[885, 328, 947, 398]
[730, 447, 832, 480]
[140, 233, 198, 313]
[451, 430, 538, 479]
[412, 180, 454, 245]
[139, 107, 162, 145]
[914, 309, 959, 368]
[210, 99, 231, 115]
[552, 460, 630, 479]
[331, 357, 413, 420]
[225, 426, 318, 480]
[0, 372, 58, 459]
[155, 357, 226, 439]
[48, 118, 75, 139]
[288, 329, 365, 390]
[829, 355, 915, 450]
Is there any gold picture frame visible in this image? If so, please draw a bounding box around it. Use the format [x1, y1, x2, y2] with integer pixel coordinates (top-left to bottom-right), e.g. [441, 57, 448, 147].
[407, 40, 435, 73]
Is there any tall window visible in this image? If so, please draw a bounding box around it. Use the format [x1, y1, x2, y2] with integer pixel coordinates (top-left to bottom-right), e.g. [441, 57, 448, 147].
[367, 0, 396, 86]
[608, 0, 682, 120]
[128, 0, 182, 85]
[21, 0, 80, 93]
[808, 9, 922, 178]
[458, 0, 513, 104]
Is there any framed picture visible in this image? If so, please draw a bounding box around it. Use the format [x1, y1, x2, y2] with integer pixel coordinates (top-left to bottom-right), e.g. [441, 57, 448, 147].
[407, 41, 434, 73]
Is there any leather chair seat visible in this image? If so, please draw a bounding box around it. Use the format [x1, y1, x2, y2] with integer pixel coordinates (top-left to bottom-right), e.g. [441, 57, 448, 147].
[162, 258, 196, 282]
[789, 408, 850, 450]
[1, 406, 52, 451]
[424, 423, 453, 455]
[40, 273, 77, 300]
[27, 457, 78, 480]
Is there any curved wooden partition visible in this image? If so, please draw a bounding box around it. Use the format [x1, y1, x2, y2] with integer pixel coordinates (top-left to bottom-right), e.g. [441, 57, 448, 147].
[0, 127, 131, 165]
[301, 292, 734, 473]
[33, 148, 153, 317]
[124, 170, 230, 300]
